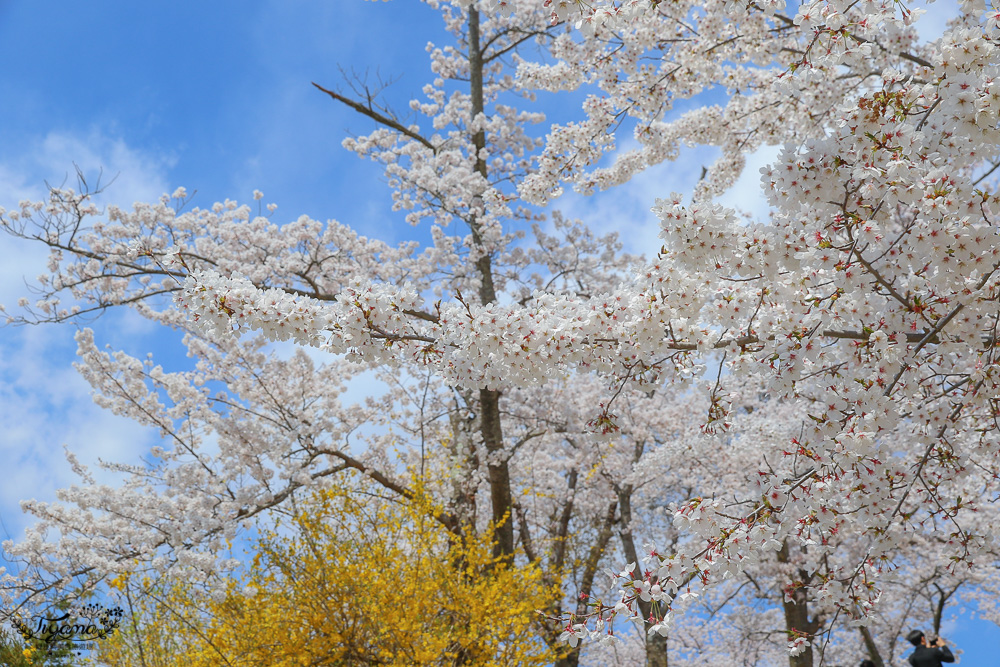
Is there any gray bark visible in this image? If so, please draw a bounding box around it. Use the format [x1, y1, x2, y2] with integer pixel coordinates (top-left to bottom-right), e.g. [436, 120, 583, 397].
[777, 541, 819, 667]
[859, 625, 885, 667]
[616, 441, 668, 667]
[467, 6, 514, 561]
[554, 501, 618, 667]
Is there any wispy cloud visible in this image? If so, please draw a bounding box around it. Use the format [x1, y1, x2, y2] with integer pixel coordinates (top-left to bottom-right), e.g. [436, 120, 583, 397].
[717, 145, 781, 221]
[556, 145, 722, 260]
[553, 142, 781, 262]
[0, 130, 174, 546]
[0, 325, 159, 539]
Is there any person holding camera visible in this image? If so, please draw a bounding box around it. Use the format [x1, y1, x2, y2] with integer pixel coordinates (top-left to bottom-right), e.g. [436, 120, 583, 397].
[906, 629, 955, 666]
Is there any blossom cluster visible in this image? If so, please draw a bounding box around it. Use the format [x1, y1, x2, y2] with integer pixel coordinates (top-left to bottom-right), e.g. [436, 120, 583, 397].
[3, 0, 1000, 659]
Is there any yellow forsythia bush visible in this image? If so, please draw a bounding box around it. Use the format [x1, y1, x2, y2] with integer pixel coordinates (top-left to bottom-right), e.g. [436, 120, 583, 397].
[99, 477, 556, 666]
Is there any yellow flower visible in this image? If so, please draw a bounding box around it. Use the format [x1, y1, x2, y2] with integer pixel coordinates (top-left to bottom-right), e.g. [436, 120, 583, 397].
[94, 472, 557, 667]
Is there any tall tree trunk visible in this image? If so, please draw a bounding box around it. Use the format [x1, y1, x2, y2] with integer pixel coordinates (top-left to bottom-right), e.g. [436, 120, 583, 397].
[447, 400, 479, 535]
[547, 469, 578, 666]
[645, 627, 668, 667]
[467, 6, 514, 561]
[554, 500, 618, 667]
[777, 540, 818, 667]
[859, 626, 885, 667]
[617, 476, 668, 667]
[480, 387, 514, 559]
[931, 582, 959, 639]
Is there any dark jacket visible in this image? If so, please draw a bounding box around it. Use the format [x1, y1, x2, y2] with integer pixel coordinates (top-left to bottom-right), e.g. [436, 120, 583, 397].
[908, 644, 955, 667]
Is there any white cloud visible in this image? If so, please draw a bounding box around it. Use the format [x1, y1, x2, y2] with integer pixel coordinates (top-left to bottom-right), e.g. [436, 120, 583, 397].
[554, 142, 781, 263]
[0, 166, 53, 313]
[0, 130, 173, 543]
[0, 325, 159, 542]
[33, 130, 176, 207]
[0, 130, 175, 311]
[558, 145, 722, 260]
[717, 144, 781, 221]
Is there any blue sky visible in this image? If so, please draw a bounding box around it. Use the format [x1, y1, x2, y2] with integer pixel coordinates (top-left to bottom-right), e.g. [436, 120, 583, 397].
[1, 0, 998, 663]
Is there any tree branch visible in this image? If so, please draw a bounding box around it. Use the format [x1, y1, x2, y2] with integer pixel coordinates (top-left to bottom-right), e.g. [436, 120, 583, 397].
[312, 82, 438, 153]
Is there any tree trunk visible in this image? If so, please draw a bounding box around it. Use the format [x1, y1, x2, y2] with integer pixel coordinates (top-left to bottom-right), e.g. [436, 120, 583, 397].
[466, 6, 515, 562]
[448, 400, 479, 536]
[617, 477, 669, 667]
[646, 631, 668, 667]
[548, 469, 579, 667]
[554, 648, 582, 667]
[859, 626, 885, 667]
[480, 388, 515, 559]
[554, 500, 618, 667]
[777, 541, 818, 667]
[931, 582, 959, 639]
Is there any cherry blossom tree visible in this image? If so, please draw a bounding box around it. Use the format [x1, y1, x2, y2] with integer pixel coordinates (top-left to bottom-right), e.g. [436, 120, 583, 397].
[0, 2, 668, 664]
[584, 384, 1000, 666]
[3, 0, 1000, 664]
[521, 0, 1000, 661]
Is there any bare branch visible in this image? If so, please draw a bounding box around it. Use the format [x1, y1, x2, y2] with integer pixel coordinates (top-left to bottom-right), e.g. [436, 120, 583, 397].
[312, 82, 438, 153]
